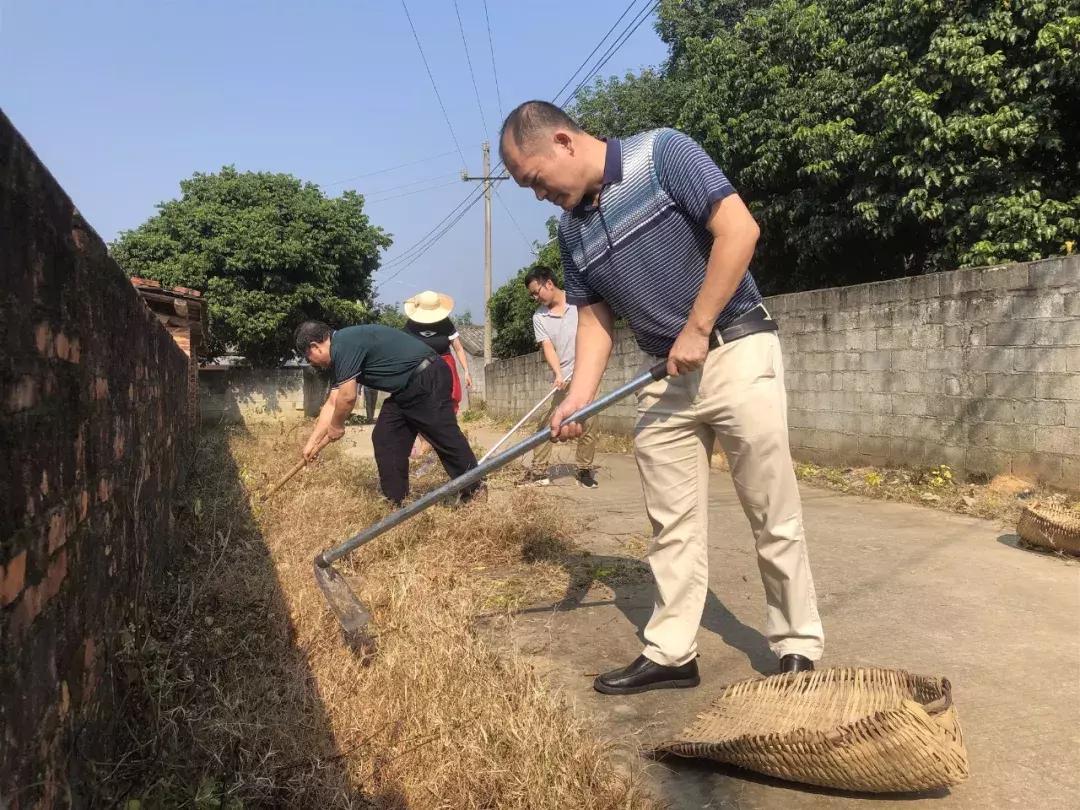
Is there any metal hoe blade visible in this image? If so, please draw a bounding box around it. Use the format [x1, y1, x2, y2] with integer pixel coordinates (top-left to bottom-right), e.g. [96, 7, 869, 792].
[313, 559, 376, 654]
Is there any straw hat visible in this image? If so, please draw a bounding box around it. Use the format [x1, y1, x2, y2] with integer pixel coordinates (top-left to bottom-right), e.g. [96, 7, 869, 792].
[404, 290, 454, 324]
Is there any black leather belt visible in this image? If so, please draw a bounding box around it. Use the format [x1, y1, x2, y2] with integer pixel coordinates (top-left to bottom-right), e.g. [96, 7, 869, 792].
[410, 356, 435, 380]
[707, 305, 778, 349]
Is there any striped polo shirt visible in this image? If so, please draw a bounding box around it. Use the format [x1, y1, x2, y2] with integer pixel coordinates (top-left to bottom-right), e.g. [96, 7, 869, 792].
[558, 128, 763, 357]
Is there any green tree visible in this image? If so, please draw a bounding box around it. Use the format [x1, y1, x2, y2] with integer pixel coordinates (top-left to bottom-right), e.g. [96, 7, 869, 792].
[488, 218, 563, 358]
[111, 166, 392, 363]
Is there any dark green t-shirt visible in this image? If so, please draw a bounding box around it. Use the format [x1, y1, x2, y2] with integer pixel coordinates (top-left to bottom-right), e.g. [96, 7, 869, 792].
[330, 325, 436, 393]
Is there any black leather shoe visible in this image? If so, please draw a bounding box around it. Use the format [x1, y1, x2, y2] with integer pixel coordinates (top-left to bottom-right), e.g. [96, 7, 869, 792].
[778, 654, 815, 674]
[594, 654, 700, 695]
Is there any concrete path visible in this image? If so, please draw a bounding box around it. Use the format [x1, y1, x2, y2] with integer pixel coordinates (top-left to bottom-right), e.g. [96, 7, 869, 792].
[339, 421, 1080, 808]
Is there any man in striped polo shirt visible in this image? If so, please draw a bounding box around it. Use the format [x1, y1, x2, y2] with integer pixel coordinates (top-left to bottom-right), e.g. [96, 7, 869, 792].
[500, 101, 824, 695]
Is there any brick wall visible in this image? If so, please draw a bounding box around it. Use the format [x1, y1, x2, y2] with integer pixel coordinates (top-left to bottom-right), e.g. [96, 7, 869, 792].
[1, 110, 193, 805]
[484, 257, 1079, 489]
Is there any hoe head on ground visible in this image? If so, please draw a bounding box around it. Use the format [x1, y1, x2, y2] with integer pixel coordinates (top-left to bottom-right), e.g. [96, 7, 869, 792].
[314, 559, 378, 658]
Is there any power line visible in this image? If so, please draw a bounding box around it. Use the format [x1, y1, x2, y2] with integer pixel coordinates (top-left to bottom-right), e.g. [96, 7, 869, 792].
[573, 0, 660, 96]
[481, 0, 503, 122]
[364, 172, 459, 197]
[494, 187, 535, 253]
[551, 0, 642, 105]
[367, 178, 461, 204]
[325, 150, 457, 187]
[452, 0, 490, 137]
[379, 184, 487, 270]
[400, 0, 469, 170]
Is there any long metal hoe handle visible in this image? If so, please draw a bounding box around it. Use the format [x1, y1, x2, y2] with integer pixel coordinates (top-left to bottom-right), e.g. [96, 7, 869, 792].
[316, 361, 667, 567]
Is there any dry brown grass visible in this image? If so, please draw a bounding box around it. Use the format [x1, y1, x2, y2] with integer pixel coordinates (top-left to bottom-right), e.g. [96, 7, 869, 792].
[99, 426, 658, 809]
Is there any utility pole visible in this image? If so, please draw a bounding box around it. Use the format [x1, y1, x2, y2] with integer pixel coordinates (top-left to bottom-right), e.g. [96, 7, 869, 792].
[462, 141, 508, 365]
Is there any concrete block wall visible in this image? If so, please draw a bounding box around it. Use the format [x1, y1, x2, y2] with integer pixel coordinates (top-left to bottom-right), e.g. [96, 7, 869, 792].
[1, 110, 193, 804]
[484, 256, 1079, 489]
[199, 367, 307, 424]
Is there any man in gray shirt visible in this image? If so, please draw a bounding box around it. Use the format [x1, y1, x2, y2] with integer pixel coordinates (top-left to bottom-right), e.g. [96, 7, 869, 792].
[520, 267, 598, 488]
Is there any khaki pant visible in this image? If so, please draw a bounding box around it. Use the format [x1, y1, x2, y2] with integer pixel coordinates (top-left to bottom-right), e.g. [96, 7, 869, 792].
[634, 331, 824, 666]
[530, 388, 596, 472]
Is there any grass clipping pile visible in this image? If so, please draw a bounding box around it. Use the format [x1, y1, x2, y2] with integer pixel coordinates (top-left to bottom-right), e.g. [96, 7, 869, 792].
[107, 427, 656, 808]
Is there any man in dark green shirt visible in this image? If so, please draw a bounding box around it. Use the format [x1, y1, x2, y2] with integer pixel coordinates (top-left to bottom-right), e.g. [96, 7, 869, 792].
[294, 321, 484, 506]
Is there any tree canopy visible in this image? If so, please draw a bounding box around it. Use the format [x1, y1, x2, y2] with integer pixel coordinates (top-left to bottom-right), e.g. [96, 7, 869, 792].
[111, 166, 392, 364]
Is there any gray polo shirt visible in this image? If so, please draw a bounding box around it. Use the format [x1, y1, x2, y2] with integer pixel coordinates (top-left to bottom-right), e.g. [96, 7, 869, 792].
[533, 303, 578, 376]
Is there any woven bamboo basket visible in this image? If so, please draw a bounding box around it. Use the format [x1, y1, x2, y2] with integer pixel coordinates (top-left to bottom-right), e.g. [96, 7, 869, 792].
[653, 667, 968, 793]
[1017, 502, 1080, 556]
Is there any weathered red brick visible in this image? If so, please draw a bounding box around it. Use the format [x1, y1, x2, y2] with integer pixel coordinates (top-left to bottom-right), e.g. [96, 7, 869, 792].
[47, 510, 68, 553]
[44, 549, 68, 601]
[78, 490, 89, 520]
[97, 477, 111, 503]
[35, 322, 52, 355]
[11, 582, 44, 633]
[8, 375, 38, 411]
[71, 226, 89, 252]
[1, 550, 27, 606]
[54, 331, 70, 360]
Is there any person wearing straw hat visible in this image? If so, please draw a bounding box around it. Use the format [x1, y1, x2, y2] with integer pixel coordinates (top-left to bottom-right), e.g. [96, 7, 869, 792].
[402, 290, 473, 465]
[294, 320, 485, 507]
[500, 101, 823, 695]
[403, 290, 473, 411]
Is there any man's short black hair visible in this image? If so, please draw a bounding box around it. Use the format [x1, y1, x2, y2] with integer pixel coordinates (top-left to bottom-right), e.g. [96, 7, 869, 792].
[294, 320, 332, 356]
[499, 101, 583, 160]
[523, 267, 557, 289]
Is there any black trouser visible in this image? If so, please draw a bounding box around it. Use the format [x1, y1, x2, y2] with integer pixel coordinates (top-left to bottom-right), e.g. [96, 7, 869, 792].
[372, 360, 479, 505]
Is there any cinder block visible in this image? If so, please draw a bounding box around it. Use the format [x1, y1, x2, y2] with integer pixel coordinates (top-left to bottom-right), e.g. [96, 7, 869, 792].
[979, 263, 1032, 290]
[966, 296, 1013, 324]
[1035, 373, 1080, 400]
[967, 398, 1017, 424]
[938, 268, 986, 296]
[987, 373, 1037, 399]
[1021, 400, 1066, 426]
[969, 348, 1015, 372]
[861, 350, 894, 371]
[1013, 347, 1069, 373]
[927, 396, 966, 420]
[1067, 403, 1080, 428]
[967, 423, 1035, 452]
[1035, 426, 1080, 455]
[1027, 255, 1079, 288]
[910, 325, 945, 349]
[859, 392, 892, 414]
[986, 321, 1035, 346]
[841, 372, 870, 392]
[964, 446, 1012, 477]
[1035, 319, 1080, 346]
[892, 394, 929, 416]
[869, 278, 906, 304]
[924, 349, 958, 370]
[1009, 293, 1064, 320]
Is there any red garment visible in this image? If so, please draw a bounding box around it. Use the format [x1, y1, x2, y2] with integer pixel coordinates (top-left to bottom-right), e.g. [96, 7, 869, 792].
[440, 352, 462, 413]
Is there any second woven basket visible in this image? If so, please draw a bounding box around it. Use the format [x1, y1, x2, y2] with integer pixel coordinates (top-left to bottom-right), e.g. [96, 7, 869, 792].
[653, 667, 969, 793]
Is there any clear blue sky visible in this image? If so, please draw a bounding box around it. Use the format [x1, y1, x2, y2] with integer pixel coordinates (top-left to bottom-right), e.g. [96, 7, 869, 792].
[0, 0, 668, 320]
